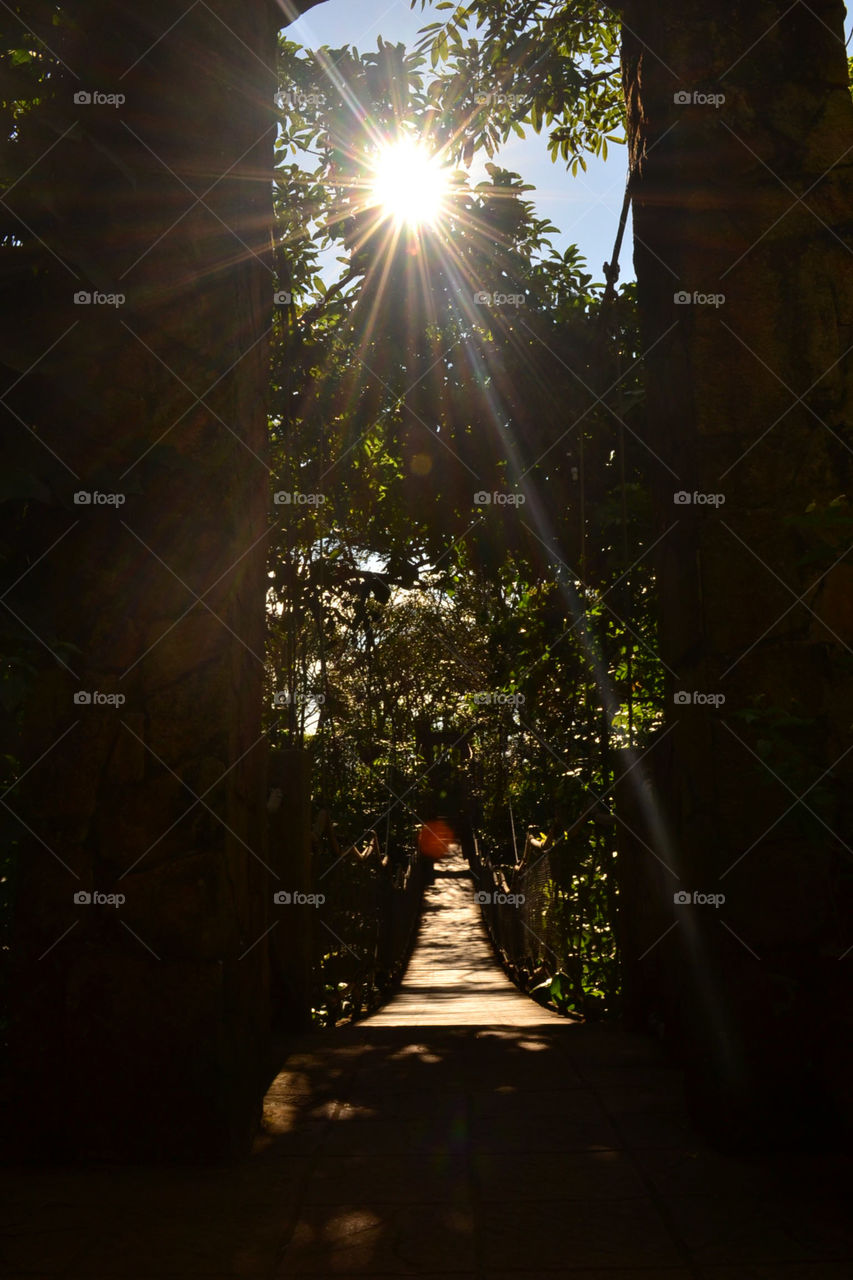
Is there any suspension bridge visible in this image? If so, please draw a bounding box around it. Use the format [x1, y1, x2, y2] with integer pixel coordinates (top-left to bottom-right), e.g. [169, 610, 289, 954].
[366, 849, 563, 1026]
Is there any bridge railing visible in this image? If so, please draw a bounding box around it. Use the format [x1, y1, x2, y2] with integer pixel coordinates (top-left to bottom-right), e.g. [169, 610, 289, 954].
[309, 811, 427, 1026]
[469, 822, 619, 1018]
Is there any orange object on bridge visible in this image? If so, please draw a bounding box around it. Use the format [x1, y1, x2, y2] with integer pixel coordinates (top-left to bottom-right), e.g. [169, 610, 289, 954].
[417, 818, 456, 859]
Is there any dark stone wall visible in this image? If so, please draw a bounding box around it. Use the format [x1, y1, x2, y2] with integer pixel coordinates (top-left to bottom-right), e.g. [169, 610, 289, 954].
[619, 0, 853, 1143]
[5, 1, 279, 1159]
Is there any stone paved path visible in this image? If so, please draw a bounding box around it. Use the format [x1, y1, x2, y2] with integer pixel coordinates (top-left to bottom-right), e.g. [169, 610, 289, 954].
[2, 854, 852, 1276]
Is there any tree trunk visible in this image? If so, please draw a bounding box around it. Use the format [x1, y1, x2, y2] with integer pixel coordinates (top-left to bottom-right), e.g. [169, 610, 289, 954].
[4, 1, 278, 1158]
[620, 0, 853, 1141]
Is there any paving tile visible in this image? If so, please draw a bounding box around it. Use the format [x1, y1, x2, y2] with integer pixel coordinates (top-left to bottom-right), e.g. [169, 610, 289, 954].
[562, 1025, 665, 1070]
[0, 1227, 95, 1276]
[472, 1149, 647, 1200]
[666, 1194, 853, 1267]
[321, 1116, 469, 1157]
[61, 1207, 290, 1277]
[255, 1098, 332, 1155]
[632, 1147, 780, 1200]
[230, 1155, 314, 1206]
[595, 1088, 696, 1149]
[349, 1065, 471, 1095]
[334, 1094, 468, 1129]
[485, 1272, 694, 1279]
[470, 1105, 621, 1152]
[276, 1203, 476, 1274]
[277, 1041, 369, 1069]
[458, 1033, 584, 1091]
[699, 1267, 853, 1280]
[585, 1066, 686, 1092]
[303, 1154, 469, 1204]
[471, 1087, 610, 1123]
[478, 1198, 684, 1270]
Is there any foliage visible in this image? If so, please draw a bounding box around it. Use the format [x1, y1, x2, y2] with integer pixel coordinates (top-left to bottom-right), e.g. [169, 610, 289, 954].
[265, 27, 661, 1020]
[410, 0, 624, 172]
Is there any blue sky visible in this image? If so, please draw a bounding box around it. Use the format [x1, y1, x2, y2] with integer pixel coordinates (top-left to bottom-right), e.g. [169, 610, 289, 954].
[285, 0, 631, 288]
[286, 2, 853, 289]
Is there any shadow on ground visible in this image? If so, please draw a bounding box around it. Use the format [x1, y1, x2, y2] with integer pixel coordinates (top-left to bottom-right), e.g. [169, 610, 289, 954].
[2, 854, 852, 1276]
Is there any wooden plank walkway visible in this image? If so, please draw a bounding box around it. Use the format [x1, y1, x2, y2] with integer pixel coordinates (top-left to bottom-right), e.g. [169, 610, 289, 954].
[365, 851, 565, 1027]
[2, 852, 853, 1276]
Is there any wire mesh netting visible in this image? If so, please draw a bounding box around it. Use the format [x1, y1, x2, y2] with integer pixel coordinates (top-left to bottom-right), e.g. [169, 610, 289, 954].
[469, 824, 620, 1018]
[310, 815, 427, 1026]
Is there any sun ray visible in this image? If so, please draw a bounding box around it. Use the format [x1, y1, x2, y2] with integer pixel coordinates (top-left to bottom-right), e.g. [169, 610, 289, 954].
[368, 136, 450, 230]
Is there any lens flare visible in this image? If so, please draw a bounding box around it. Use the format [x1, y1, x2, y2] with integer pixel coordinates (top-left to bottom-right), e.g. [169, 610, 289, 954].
[369, 137, 449, 229]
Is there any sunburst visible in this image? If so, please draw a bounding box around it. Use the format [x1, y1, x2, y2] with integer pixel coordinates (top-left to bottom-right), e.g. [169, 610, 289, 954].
[368, 136, 450, 230]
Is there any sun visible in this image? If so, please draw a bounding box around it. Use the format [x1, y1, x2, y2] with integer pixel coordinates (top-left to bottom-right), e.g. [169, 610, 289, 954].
[369, 137, 449, 230]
